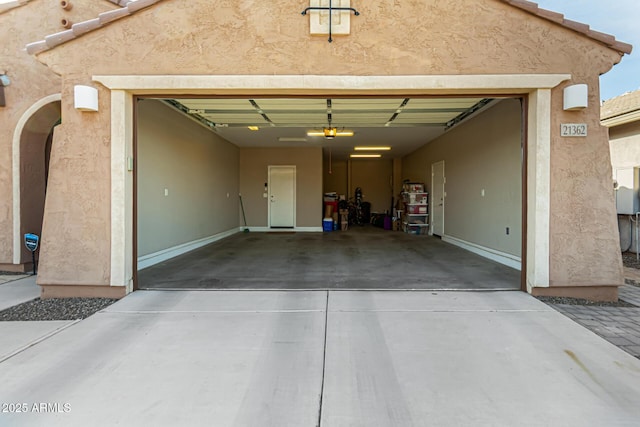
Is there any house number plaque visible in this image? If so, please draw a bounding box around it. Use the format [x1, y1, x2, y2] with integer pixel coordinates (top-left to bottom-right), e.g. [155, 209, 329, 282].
[561, 123, 587, 137]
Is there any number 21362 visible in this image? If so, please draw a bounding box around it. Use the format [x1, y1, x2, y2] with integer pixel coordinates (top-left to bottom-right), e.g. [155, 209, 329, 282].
[561, 123, 587, 137]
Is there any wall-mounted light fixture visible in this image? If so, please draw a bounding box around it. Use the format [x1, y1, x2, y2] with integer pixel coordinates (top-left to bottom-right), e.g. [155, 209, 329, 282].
[74, 85, 98, 112]
[563, 84, 588, 111]
[0, 74, 10, 107]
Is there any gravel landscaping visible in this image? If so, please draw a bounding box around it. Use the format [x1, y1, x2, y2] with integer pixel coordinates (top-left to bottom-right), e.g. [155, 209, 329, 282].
[0, 298, 118, 321]
[622, 251, 640, 270]
[535, 296, 636, 307]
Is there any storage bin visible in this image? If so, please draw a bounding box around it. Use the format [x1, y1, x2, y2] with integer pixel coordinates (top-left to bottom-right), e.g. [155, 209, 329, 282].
[407, 205, 427, 214]
[323, 218, 334, 232]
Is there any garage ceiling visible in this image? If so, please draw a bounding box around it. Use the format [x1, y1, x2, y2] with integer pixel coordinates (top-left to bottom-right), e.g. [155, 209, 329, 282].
[161, 97, 494, 160]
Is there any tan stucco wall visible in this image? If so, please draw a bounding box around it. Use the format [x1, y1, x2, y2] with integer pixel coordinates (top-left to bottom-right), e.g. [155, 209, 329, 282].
[239, 147, 322, 228]
[0, 0, 118, 266]
[30, 0, 624, 290]
[609, 121, 640, 253]
[37, 79, 113, 286]
[403, 99, 523, 257]
[549, 76, 622, 287]
[137, 99, 239, 257]
[609, 121, 640, 168]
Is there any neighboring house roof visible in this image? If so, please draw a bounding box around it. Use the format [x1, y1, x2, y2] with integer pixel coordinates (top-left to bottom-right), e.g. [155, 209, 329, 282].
[0, 0, 127, 16]
[500, 0, 632, 55]
[25, 0, 633, 56]
[601, 90, 640, 127]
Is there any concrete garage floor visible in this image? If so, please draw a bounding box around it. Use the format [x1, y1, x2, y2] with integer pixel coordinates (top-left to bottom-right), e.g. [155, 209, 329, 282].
[1, 290, 640, 426]
[138, 228, 521, 290]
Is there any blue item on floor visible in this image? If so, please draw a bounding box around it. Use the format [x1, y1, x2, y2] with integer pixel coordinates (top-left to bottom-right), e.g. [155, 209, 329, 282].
[323, 218, 333, 232]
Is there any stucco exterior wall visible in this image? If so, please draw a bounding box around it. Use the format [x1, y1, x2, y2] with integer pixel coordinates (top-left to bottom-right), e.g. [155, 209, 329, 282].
[29, 0, 625, 293]
[0, 0, 118, 266]
[239, 148, 322, 228]
[402, 99, 523, 258]
[609, 121, 640, 168]
[37, 78, 113, 286]
[137, 99, 239, 257]
[549, 75, 622, 287]
[609, 121, 640, 254]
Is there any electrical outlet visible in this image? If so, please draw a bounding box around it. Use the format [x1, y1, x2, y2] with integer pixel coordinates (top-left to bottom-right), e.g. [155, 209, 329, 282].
[164, 188, 169, 197]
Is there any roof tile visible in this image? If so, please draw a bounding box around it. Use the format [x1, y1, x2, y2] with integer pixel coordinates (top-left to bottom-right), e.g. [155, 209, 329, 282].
[25, 0, 163, 55]
[25, 40, 49, 55]
[127, 0, 158, 13]
[72, 18, 102, 37]
[99, 8, 131, 25]
[45, 30, 76, 49]
[602, 90, 640, 120]
[499, 0, 632, 54]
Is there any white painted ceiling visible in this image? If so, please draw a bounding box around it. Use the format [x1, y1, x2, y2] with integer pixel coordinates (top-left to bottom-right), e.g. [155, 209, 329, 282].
[162, 97, 491, 160]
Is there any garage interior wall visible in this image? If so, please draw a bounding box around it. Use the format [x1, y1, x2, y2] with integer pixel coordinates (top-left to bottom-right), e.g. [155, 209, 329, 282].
[323, 158, 348, 198]
[323, 158, 395, 213]
[350, 159, 394, 213]
[239, 147, 322, 228]
[402, 99, 522, 258]
[137, 99, 240, 258]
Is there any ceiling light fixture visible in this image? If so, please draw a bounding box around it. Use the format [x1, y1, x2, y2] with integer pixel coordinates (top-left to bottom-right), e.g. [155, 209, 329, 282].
[278, 137, 308, 142]
[248, 126, 259, 131]
[350, 154, 382, 158]
[354, 146, 391, 151]
[306, 128, 354, 139]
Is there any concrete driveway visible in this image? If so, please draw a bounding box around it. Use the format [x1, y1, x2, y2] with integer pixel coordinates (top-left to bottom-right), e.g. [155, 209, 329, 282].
[1, 290, 640, 426]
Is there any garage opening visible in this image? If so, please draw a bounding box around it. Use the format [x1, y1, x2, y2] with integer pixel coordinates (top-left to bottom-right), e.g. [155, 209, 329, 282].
[134, 96, 523, 291]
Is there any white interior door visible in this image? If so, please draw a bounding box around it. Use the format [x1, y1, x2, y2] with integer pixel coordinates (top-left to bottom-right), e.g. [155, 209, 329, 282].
[431, 161, 445, 236]
[269, 166, 295, 228]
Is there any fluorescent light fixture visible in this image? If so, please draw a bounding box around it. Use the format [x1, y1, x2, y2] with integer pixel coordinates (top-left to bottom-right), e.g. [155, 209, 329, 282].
[354, 146, 391, 151]
[248, 126, 259, 131]
[350, 154, 382, 158]
[278, 137, 308, 142]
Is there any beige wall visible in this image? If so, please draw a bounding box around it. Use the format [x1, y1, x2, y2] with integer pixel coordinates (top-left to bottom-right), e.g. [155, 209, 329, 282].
[240, 148, 322, 228]
[323, 159, 348, 198]
[29, 0, 625, 293]
[323, 158, 396, 213]
[137, 100, 239, 257]
[0, 0, 119, 266]
[403, 99, 522, 257]
[609, 121, 640, 168]
[549, 75, 622, 287]
[609, 121, 640, 252]
[351, 159, 394, 214]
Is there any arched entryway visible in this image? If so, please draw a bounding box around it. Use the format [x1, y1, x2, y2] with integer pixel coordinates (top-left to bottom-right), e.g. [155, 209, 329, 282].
[12, 94, 61, 268]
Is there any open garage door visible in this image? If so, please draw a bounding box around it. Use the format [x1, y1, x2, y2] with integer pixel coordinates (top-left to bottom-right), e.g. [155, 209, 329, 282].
[134, 96, 523, 291]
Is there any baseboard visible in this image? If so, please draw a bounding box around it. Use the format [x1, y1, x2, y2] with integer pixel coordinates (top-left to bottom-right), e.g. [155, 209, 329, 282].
[138, 228, 239, 270]
[243, 227, 323, 232]
[442, 235, 521, 270]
